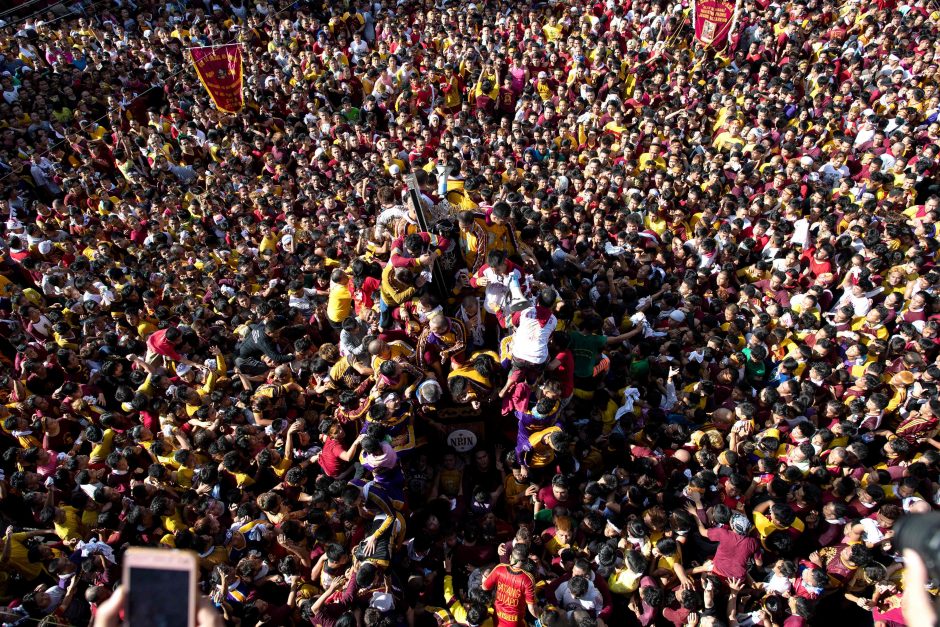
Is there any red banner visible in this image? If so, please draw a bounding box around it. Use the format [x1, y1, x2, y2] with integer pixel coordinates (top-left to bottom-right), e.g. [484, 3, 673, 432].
[693, 0, 736, 48]
[190, 45, 244, 113]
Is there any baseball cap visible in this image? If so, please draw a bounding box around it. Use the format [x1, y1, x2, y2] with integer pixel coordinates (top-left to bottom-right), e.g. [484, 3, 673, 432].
[730, 513, 752, 535]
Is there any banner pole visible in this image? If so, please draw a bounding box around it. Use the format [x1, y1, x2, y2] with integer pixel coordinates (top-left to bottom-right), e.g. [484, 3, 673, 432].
[727, 0, 742, 50]
[185, 43, 244, 50]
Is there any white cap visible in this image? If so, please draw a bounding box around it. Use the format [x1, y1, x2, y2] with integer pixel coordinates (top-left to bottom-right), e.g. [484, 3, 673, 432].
[669, 310, 686, 323]
[538, 71, 547, 79]
[389, 164, 400, 175]
[800, 156, 814, 167]
[369, 592, 394, 612]
[175, 363, 193, 377]
[417, 379, 442, 404]
[38, 241, 52, 255]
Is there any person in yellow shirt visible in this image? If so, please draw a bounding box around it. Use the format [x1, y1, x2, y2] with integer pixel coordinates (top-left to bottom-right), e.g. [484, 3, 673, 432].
[482, 204, 517, 256]
[651, 536, 693, 588]
[368, 338, 415, 374]
[638, 142, 667, 170]
[534, 72, 553, 101]
[851, 308, 889, 343]
[0, 529, 58, 581]
[473, 64, 500, 102]
[50, 505, 85, 543]
[457, 210, 490, 273]
[327, 269, 353, 329]
[543, 17, 563, 42]
[89, 426, 115, 465]
[172, 448, 196, 489]
[124, 308, 158, 339]
[752, 500, 805, 549]
[258, 223, 279, 254]
[430, 554, 494, 627]
[603, 110, 628, 139]
[713, 119, 746, 151]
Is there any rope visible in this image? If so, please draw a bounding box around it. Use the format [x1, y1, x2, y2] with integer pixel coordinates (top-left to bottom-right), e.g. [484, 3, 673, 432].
[0, 0, 54, 19]
[1, 0, 80, 29]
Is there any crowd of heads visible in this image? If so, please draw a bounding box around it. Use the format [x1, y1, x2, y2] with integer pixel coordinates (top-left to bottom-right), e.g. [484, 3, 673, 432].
[1, 0, 940, 625]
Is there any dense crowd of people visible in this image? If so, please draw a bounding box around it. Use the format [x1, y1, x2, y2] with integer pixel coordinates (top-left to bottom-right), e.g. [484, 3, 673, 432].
[0, 0, 940, 625]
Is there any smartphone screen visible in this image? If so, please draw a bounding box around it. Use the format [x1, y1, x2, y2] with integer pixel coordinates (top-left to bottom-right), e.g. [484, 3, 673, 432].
[127, 566, 193, 627]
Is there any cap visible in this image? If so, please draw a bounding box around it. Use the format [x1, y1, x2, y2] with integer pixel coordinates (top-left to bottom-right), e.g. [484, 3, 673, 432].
[369, 592, 393, 612]
[730, 513, 752, 535]
[893, 371, 915, 386]
[416, 379, 442, 404]
[175, 363, 193, 377]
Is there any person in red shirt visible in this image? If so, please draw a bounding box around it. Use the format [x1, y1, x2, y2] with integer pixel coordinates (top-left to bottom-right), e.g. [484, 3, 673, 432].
[315, 419, 362, 480]
[482, 545, 538, 627]
[801, 244, 834, 280]
[546, 332, 575, 408]
[145, 326, 199, 369]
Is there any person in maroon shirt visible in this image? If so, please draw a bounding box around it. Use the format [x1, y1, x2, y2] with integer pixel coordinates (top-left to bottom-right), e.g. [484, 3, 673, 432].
[685, 501, 760, 580]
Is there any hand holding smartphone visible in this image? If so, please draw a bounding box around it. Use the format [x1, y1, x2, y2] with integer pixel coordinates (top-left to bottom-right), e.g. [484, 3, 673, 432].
[122, 548, 199, 627]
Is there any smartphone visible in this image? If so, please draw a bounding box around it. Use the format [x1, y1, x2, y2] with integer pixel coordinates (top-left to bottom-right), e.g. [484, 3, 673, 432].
[123, 548, 198, 627]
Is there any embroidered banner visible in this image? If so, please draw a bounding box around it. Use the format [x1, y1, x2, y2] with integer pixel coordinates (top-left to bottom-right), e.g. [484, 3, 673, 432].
[693, 0, 736, 48]
[190, 45, 244, 113]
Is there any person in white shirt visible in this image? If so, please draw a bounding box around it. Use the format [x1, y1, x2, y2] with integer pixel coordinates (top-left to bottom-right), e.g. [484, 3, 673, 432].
[509, 288, 558, 368]
[555, 574, 603, 618]
[29, 154, 61, 196]
[470, 250, 527, 315]
[818, 152, 850, 188]
[22, 582, 68, 616]
[1, 75, 18, 104]
[854, 115, 877, 147]
[833, 280, 875, 318]
[349, 32, 369, 63]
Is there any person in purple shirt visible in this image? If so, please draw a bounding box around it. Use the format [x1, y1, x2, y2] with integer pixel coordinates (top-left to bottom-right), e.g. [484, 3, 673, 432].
[514, 396, 560, 461]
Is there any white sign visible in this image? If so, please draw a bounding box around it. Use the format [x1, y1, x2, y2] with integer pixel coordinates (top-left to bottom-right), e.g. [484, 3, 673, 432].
[447, 429, 478, 452]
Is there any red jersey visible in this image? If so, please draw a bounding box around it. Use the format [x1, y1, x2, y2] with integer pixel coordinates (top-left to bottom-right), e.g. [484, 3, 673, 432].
[552, 349, 575, 398]
[146, 328, 182, 361]
[482, 564, 535, 627]
[318, 438, 349, 478]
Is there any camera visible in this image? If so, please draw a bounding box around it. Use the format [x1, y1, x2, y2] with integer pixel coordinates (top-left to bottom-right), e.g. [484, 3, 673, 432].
[895, 512, 940, 586]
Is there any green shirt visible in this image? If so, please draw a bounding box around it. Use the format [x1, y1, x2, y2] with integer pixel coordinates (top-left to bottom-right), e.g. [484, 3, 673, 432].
[742, 347, 767, 384]
[569, 331, 608, 378]
[629, 357, 650, 381]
